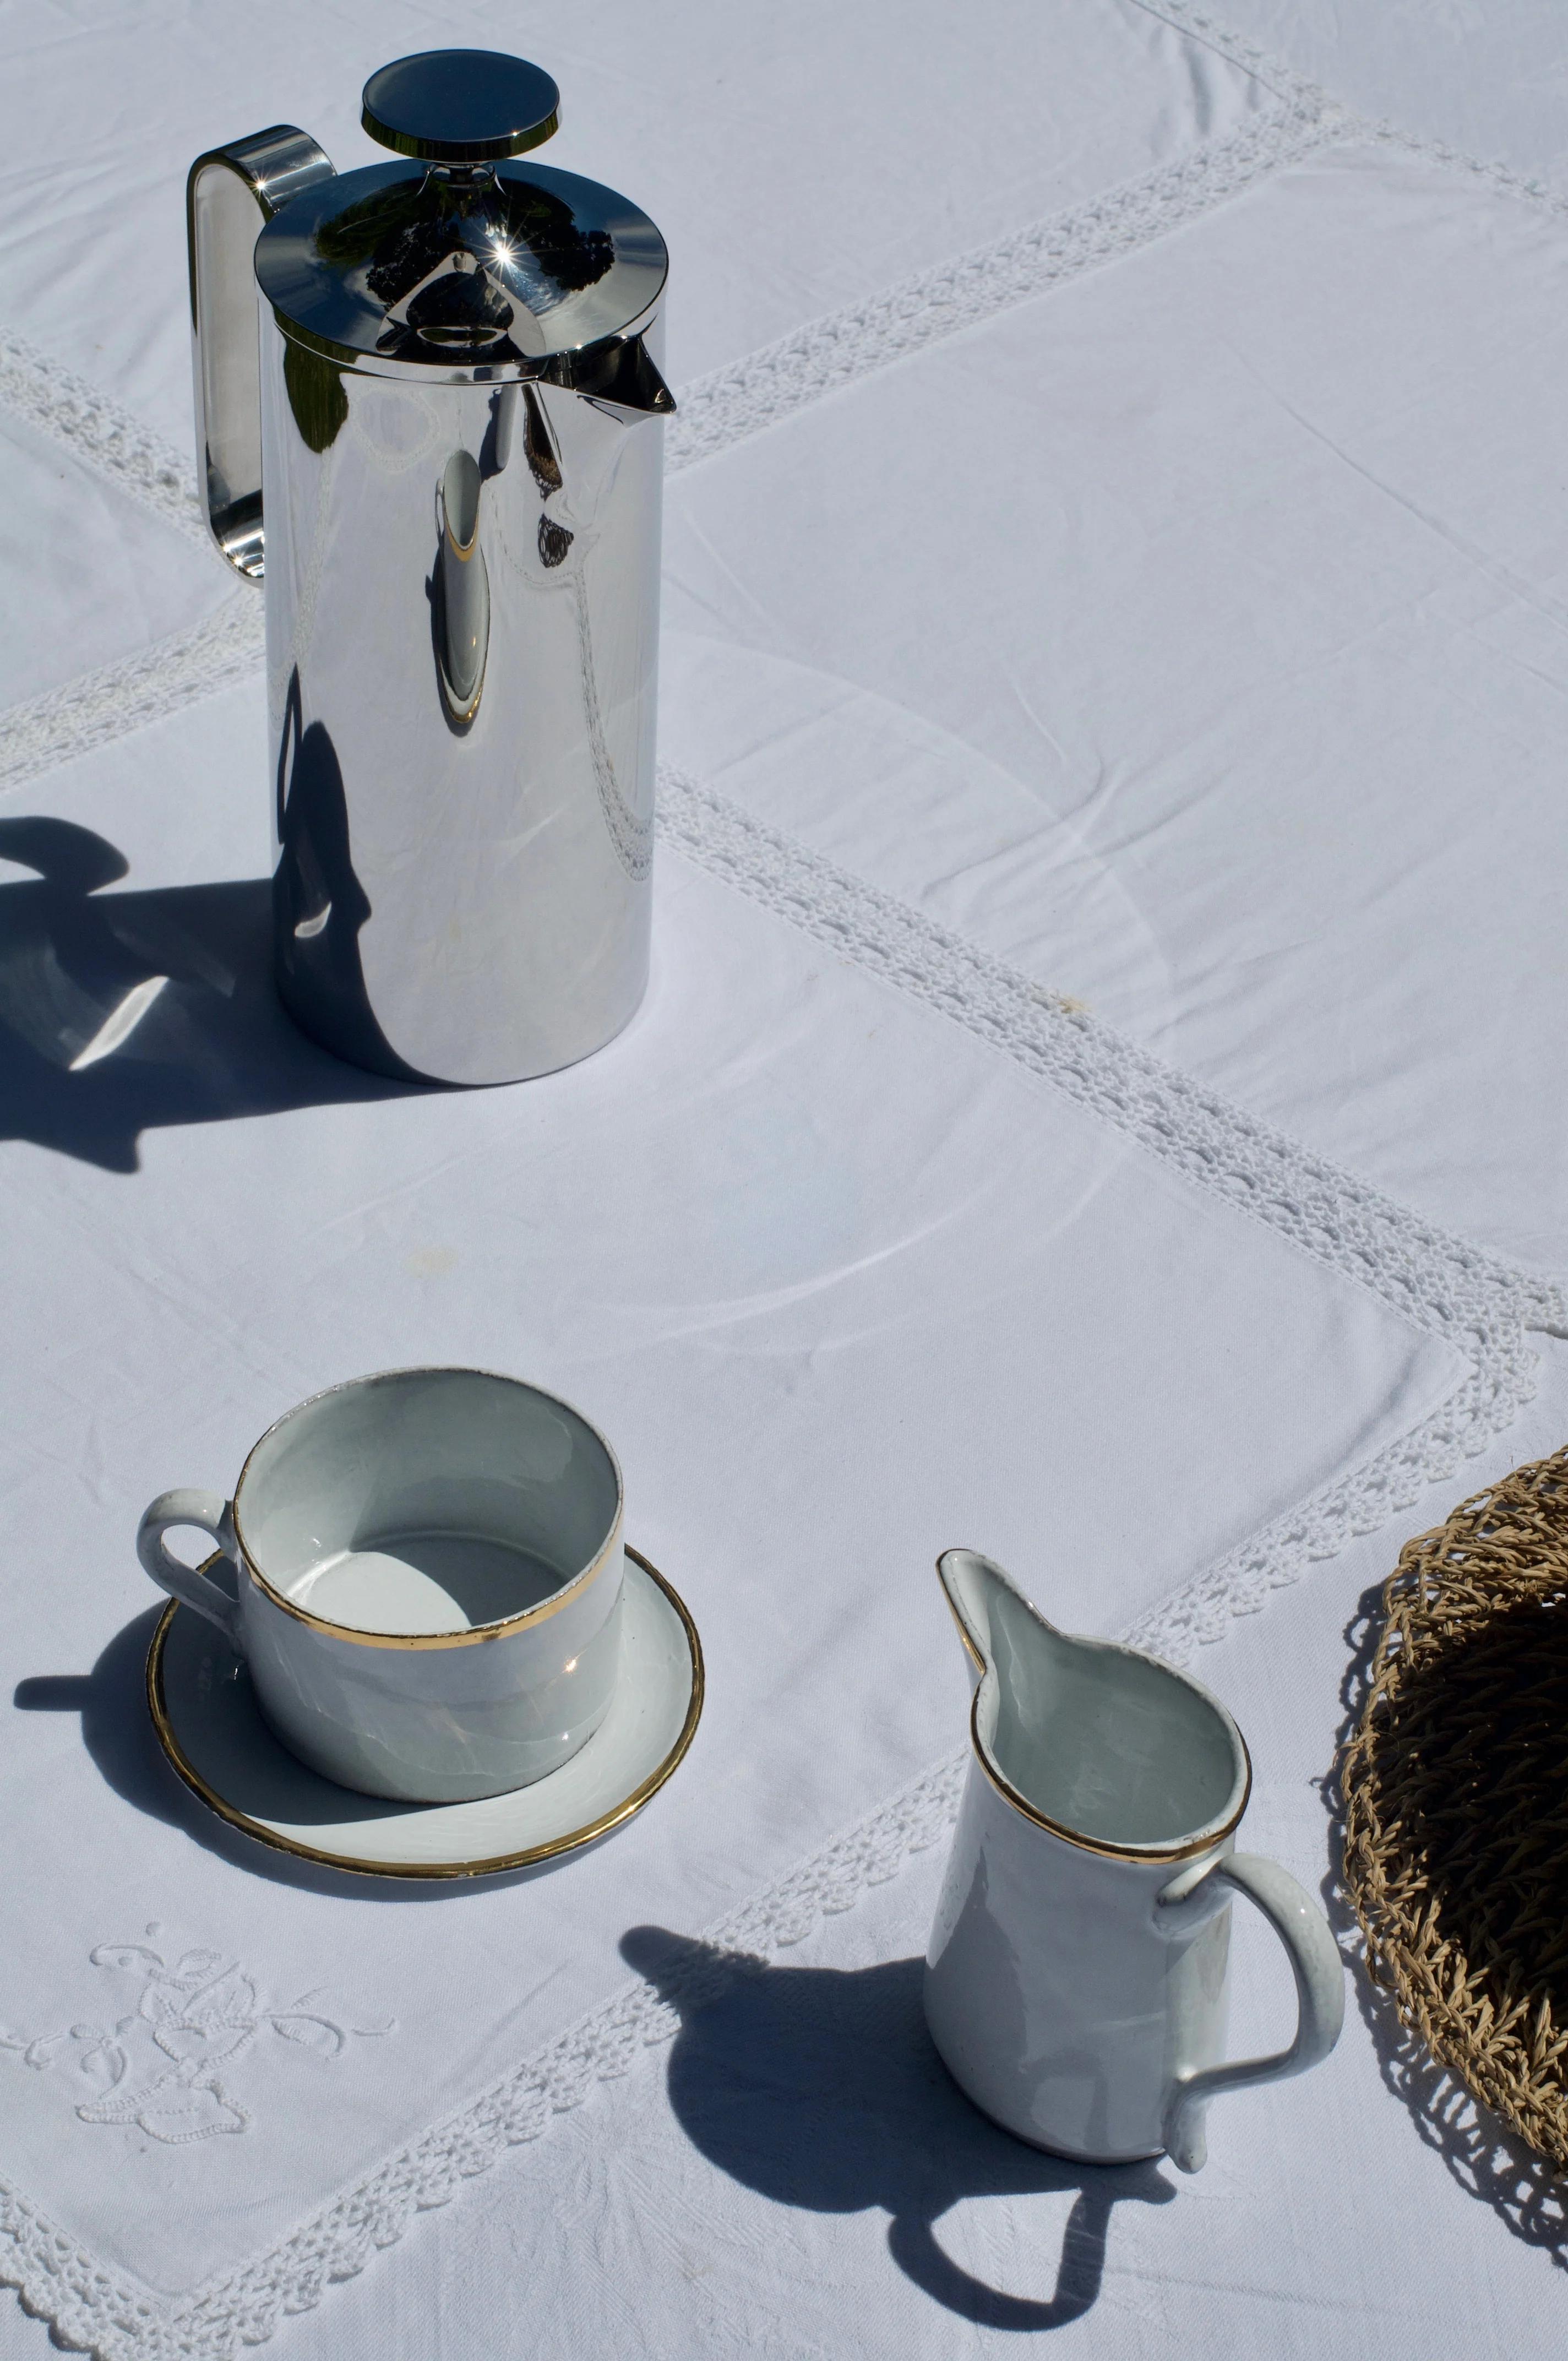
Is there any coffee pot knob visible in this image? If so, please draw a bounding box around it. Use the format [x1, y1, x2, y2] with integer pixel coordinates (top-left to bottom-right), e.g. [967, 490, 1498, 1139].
[361, 49, 560, 165]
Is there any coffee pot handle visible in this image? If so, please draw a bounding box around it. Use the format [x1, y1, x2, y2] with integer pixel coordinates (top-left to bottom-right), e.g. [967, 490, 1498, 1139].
[1157, 1852, 1345, 2173]
[137, 1489, 244, 1648]
[186, 128, 336, 580]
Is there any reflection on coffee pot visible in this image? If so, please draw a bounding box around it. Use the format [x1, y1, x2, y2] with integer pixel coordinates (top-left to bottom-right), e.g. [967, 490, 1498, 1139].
[187, 50, 673, 1084]
[434, 449, 489, 728]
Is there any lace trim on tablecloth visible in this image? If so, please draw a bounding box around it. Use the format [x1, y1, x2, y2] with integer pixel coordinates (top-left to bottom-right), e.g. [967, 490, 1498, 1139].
[0, 330, 205, 549]
[3, 16, 1568, 2349]
[0, 85, 1344, 796]
[1, 1757, 971, 2360]
[2, 752, 1561, 2355]
[12, 103, 1568, 801]
[1126, 0, 1329, 108]
[662, 86, 1342, 474]
[1138, 0, 1568, 215]
[654, 767, 1566, 1667]
[0, 597, 264, 792]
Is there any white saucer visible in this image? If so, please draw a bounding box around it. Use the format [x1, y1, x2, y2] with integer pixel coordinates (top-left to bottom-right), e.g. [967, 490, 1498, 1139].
[146, 1547, 703, 1879]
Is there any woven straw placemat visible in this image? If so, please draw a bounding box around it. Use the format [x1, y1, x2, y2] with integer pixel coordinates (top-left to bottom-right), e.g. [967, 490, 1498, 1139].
[1341, 1447, 1568, 2169]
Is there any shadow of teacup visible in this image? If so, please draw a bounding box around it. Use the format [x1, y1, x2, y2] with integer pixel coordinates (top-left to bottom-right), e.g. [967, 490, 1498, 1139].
[14, 1608, 579, 1901]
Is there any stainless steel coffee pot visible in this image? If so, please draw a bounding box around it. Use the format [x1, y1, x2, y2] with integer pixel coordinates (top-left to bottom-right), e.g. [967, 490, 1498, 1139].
[187, 50, 672, 1084]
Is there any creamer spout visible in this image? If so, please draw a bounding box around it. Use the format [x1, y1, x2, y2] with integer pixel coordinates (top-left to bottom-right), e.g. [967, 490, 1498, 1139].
[937, 1547, 1011, 1693]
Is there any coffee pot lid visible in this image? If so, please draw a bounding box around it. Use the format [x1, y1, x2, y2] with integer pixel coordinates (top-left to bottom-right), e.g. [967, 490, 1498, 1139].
[254, 50, 667, 380]
[360, 50, 560, 162]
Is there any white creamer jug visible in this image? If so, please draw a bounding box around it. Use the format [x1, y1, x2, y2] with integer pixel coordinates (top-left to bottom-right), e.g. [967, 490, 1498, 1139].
[925, 1549, 1344, 2171]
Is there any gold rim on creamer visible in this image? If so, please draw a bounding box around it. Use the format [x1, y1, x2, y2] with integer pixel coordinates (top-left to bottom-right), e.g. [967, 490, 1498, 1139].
[145, 1546, 705, 1880]
[941, 1576, 1253, 1864]
[230, 1364, 624, 1650]
[967, 1693, 1253, 1865]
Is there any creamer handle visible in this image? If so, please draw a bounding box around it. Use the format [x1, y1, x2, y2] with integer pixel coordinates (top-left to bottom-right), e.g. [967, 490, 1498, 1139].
[187, 127, 335, 579]
[1158, 1852, 1344, 2173]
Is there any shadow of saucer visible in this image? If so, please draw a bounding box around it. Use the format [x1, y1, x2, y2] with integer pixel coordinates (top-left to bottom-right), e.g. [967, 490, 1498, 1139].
[620, 1926, 1176, 2329]
[14, 1610, 585, 1902]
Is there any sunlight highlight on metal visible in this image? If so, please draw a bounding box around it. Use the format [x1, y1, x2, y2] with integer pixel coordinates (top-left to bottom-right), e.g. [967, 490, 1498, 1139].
[68, 973, 170, 1069]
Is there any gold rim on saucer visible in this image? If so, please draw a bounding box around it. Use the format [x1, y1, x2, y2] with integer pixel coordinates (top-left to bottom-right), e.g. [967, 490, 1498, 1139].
[145, 1545, 704, 1880]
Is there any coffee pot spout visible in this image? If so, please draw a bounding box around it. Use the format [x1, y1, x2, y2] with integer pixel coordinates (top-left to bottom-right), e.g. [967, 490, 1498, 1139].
[542, 331, 676, 422]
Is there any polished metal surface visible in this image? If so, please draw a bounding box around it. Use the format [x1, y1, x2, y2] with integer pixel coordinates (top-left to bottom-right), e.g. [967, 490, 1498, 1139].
[262, 312, 663, 1082]
[253, 159, 669, 384]
[361, 49, 560, 163]
[187, 127, 336, 575]
[435, 449, 489, 723]
[185, 51, 671, 1085]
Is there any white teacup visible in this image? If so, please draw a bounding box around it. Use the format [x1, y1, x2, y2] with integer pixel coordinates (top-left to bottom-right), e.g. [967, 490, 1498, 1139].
[137, 1367, 624, 1804]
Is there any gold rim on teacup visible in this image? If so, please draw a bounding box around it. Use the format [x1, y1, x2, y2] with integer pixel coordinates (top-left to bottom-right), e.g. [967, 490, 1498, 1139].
[228, 1364, 623, 1651]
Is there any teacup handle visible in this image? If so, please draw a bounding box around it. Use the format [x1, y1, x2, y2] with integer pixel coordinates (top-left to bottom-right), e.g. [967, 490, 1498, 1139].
[1157, 1851, 1344, 2173]
[137, 1489, 244, 1648]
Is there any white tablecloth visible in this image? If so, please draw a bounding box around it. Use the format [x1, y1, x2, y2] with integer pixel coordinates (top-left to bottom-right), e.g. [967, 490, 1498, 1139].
[1, 3, 1565, 2354]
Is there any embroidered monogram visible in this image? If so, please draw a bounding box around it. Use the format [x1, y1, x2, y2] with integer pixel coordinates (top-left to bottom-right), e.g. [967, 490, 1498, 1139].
[0, 1928, 391, 2146]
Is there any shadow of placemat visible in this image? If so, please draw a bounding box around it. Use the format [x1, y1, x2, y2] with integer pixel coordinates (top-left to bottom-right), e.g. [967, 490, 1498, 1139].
[1342, 1448, 1568, 2170]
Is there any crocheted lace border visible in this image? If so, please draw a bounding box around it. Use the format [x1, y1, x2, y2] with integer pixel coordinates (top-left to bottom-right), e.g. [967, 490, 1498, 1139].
[11, 115, 1568, 799]
[3, 9, 1566, 2351]
[2, 787, 1562, 2361]
[0, 69, 1343, 796]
